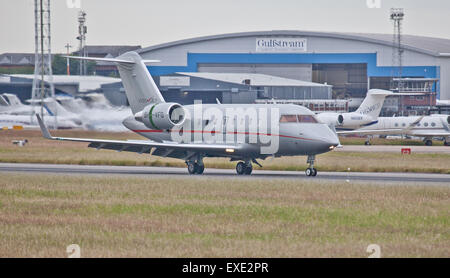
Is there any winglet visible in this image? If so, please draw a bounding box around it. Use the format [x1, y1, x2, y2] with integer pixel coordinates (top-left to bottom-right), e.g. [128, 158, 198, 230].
[36, 114, 53, 139]
[62, 55, 136, 64]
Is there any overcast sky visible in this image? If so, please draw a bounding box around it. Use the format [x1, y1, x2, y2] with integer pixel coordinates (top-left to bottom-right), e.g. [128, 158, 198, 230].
[1, 0, 449, 54]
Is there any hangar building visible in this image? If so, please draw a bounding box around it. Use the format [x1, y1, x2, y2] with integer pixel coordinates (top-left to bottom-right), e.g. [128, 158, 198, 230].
[137, 30, 450, 103]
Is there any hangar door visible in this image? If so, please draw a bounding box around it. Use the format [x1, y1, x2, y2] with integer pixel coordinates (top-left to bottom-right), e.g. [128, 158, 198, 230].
[197, 63, 312, 81]
[312, 63, 367, 98]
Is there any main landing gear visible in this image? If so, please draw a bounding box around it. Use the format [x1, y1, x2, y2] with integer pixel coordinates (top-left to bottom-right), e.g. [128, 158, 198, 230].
[364, 136, 372, 146]
[186, 158, 204, 175]
[305, 155, 317, 177]
[236, 161, 253, 175]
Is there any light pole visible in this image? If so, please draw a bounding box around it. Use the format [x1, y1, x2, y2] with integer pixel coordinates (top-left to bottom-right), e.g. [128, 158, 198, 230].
[65, 43, 72, 75]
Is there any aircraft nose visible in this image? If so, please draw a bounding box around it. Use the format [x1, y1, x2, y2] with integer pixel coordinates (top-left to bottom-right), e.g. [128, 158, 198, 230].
[318, 125, 340, 151]
[328, 130, 340, 145]
[325, 135, 340, 150]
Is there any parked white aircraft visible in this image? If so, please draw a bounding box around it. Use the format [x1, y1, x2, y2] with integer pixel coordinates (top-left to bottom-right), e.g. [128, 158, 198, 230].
[0, 92, 129, 131]
[37, 51, 340, 176]
[0, 93, 82, 129]
[338, 114, 450, 146]
[56, 95, 132, 131]
[0, 114, 81, 129]
[316, 89, 394, 130]
[0, 93, 31, 115]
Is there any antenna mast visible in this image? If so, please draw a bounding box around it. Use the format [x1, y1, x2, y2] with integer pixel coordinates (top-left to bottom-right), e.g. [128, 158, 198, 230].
[76, 10, 87, 75]
[390, 8, 405, 91]
[31, 0, 56, 127]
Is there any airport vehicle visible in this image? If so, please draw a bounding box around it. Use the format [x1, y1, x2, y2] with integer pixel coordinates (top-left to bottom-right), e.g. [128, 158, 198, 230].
[338, 114, 450, 146]
[36, 51, 340, 176]
[316, 89, 394, 129]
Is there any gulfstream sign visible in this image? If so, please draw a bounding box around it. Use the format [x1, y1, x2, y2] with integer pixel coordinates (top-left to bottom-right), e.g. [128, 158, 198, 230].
[256, 37, 307, 52]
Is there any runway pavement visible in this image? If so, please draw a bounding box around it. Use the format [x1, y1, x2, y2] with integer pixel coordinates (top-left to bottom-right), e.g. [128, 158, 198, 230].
[1, 163, 449, 185]
[335, 145, 450, 154]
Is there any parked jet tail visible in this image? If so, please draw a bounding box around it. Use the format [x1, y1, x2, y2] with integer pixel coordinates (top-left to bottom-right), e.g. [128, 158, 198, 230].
[65, 52, 163, 114]
[355, 89, 394, 119]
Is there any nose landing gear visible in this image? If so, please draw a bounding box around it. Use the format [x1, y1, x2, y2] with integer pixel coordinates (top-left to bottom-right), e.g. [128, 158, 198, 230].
[306, 155, 317, 177]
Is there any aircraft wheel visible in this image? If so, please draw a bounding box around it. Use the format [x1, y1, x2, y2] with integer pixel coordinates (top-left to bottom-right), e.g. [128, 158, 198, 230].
[311, 168, 318, 176]
[236, 162, 246, 175]
[425, 140, 433, 146]
[364, 141, 371, 146]
[244, 164, 253, 175]
[305, 168, 312, 176]
[187, 162, 198, 175]
[196, 164, 205, 174]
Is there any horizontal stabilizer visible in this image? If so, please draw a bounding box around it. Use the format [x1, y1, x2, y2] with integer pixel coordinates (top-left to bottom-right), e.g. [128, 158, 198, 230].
[63, 56, 160, 64]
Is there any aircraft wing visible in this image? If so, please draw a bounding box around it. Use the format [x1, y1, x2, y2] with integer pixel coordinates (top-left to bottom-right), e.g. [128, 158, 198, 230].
[408, 131, 450, 137]
[36, 115, 241, 157]
[337, 129, 405, 135]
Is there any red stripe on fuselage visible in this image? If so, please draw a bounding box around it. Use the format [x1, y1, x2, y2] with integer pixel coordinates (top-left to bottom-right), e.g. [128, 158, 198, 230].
[132, 129, 314, 141]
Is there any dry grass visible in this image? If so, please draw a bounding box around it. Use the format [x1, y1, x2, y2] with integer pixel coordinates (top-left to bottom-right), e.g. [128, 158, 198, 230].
[339, 136, 445, 146]
[1, 129, 450, 173]
[0, 173, 448, 257]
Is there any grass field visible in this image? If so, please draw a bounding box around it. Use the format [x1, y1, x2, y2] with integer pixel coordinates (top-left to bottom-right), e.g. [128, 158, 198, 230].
[1, 130, 449, 173]
[0, 173, 448, 257]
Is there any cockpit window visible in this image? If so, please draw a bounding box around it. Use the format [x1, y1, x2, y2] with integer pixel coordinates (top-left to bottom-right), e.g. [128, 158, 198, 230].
[298, 115, 318, 123]
[280, 115, 298, 123]
[280, 115, 318, 123]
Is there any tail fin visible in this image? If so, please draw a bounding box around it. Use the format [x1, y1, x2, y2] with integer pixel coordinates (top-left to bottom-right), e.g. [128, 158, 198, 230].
[65, 52, 164, 114]
[27, 98, 73, 117]
[355, 89, 394, 119]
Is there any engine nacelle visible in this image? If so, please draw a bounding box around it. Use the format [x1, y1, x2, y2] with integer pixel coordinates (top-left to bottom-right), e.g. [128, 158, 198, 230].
[135, 102, 185, 130]
[340, 113, 374, 128]
[316, 113, 344, 126]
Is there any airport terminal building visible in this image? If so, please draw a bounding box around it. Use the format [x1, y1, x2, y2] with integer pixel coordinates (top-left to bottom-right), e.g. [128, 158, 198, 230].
[136, 30, 450, 106]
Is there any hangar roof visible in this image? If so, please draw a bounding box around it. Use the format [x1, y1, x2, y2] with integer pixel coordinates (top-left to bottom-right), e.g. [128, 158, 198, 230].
[8, 74, 120, 93]
[138, 30, 450, 57]
[177, 72, 331, 87]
